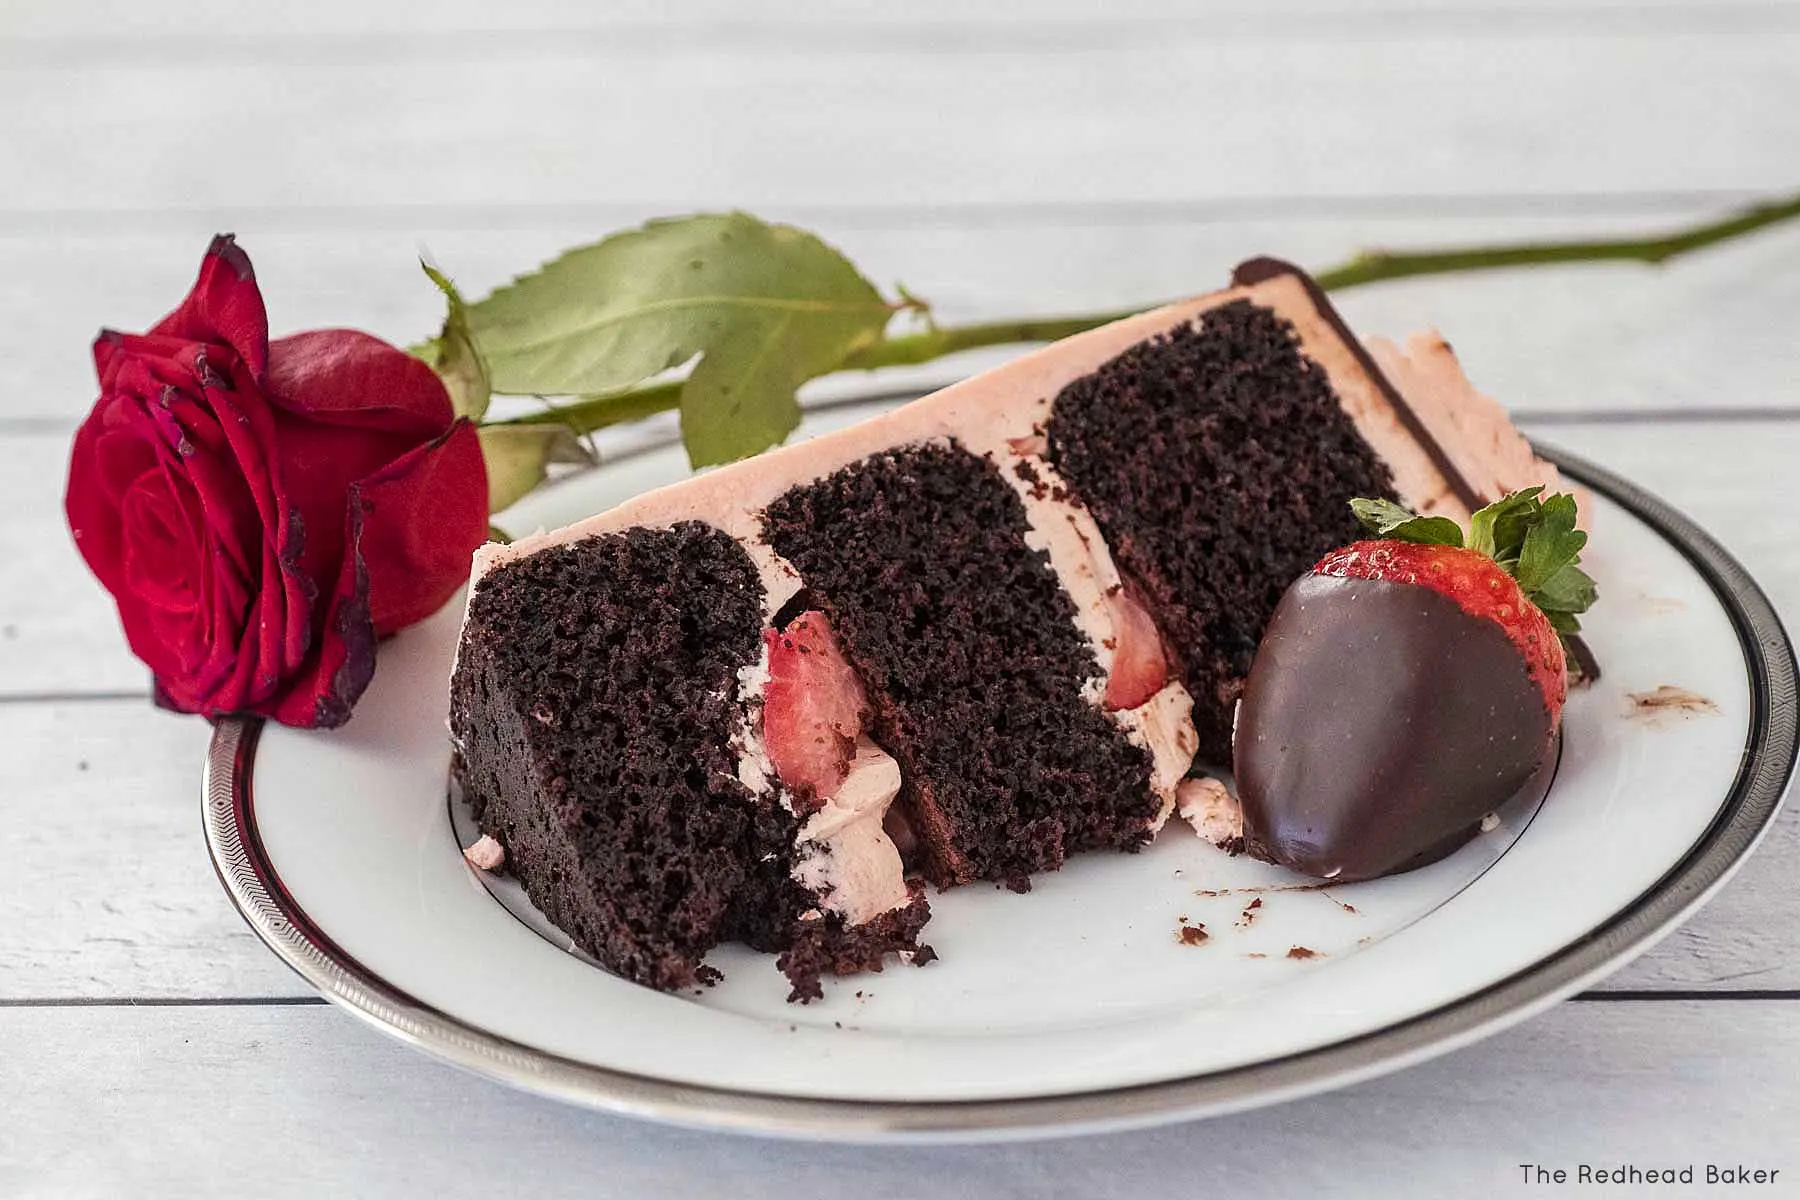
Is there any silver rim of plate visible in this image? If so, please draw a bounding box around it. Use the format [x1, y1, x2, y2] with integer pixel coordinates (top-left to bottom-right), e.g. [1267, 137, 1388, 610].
[202, 416, 1798, 1141]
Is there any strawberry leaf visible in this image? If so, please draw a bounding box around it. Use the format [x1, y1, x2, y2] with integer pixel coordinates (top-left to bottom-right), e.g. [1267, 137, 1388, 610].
[1350, 498, 1464, 547]
[1468, 486, 1544, 561]
[1515, 493, 1588, 594]
[1531, 561, 1600, 618]
[1348, 487, 1598, 633]
[1543, 609, 1583, 635]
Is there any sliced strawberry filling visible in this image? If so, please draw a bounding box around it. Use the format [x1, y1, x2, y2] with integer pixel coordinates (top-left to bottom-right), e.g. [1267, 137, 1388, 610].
[762, 610, 870, 801]
[1102, 585, 1170, 711]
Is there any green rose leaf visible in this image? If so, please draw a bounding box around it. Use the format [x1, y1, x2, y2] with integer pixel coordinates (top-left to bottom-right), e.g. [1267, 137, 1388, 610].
[421, 262, 491, 422]
[477, 424, 596, 515]
[463, 212, 896, 467]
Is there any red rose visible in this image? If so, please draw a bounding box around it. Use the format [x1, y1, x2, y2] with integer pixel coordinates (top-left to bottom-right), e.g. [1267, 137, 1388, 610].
[66, 236, 488, 728]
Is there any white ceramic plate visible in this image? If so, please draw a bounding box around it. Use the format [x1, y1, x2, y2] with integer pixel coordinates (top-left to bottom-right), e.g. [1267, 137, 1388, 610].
[206, 397, 1796, 1142]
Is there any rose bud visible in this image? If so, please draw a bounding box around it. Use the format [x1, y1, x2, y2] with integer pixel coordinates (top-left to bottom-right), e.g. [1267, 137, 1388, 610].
[65, 235, 488, 728]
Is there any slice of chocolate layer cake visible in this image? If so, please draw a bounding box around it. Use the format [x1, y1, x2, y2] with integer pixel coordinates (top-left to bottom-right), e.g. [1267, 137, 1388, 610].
[451, 524, 779, 992]
[452, 520, 931, 1001]
[764, 442, 1158, 890]
[448, 257, 1567, 1000]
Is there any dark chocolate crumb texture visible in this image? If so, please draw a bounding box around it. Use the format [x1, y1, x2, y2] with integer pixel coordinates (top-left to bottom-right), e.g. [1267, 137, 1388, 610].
[450, 524, 779, 992]
[764, 442, 1157, 890]
[448, 260, 1572, 1000]
[1046, 299, 1399, 763]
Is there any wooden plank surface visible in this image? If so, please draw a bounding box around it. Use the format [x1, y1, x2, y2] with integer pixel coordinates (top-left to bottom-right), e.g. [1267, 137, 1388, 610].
[0, 433, 147, 695]
[5, 31, 1798, 220]
[3, 1000, 1796, 1198]
[0, 702, 294, 1001]
[10, 0, 1800, 41]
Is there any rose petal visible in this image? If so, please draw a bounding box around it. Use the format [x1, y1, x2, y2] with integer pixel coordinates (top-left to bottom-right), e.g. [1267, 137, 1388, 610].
[116, 460, 207, 686]
[264, 488, 378, 730]
[119, 472, 197, 613]
[111, 475, 224, 707]
[261, 332, 455, 593]
[147, 393, 289, 711]
[256, 420, 486, 728]
[69, 416, 147, 595]
[96, 332, 218, 399]
[265, 330, 453, 436]
[148, 235, 269, 381]
[262, 422, 377, 676]
[355, 419, 488, 634]
[194, 373, 312, 682]
[261, 331, 468, 657]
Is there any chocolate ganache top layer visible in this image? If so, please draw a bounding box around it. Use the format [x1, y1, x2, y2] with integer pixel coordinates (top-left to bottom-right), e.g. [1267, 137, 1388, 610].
[1230, 256, 1485, 516]
[1234, 572, 1559, 882]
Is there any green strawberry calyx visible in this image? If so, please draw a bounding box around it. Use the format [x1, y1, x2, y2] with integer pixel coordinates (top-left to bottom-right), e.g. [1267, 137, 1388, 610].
[1349, 487, 1599, 635]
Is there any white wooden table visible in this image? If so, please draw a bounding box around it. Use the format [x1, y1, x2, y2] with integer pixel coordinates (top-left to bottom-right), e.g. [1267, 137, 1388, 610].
[6, 2, 1799, 1195]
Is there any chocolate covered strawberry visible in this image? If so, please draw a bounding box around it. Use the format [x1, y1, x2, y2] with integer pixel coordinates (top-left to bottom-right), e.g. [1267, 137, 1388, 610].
[1234, 488, 1596, 882]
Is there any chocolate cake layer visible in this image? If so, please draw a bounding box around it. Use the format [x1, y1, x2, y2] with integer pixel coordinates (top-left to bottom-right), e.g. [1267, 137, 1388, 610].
[1045, 299, 1400, 763]
[450, 523, 794, 991]
[777, 899, 934, 1004]
[1232, 257, 1482, 513]
[763, 442, 1158, 889]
